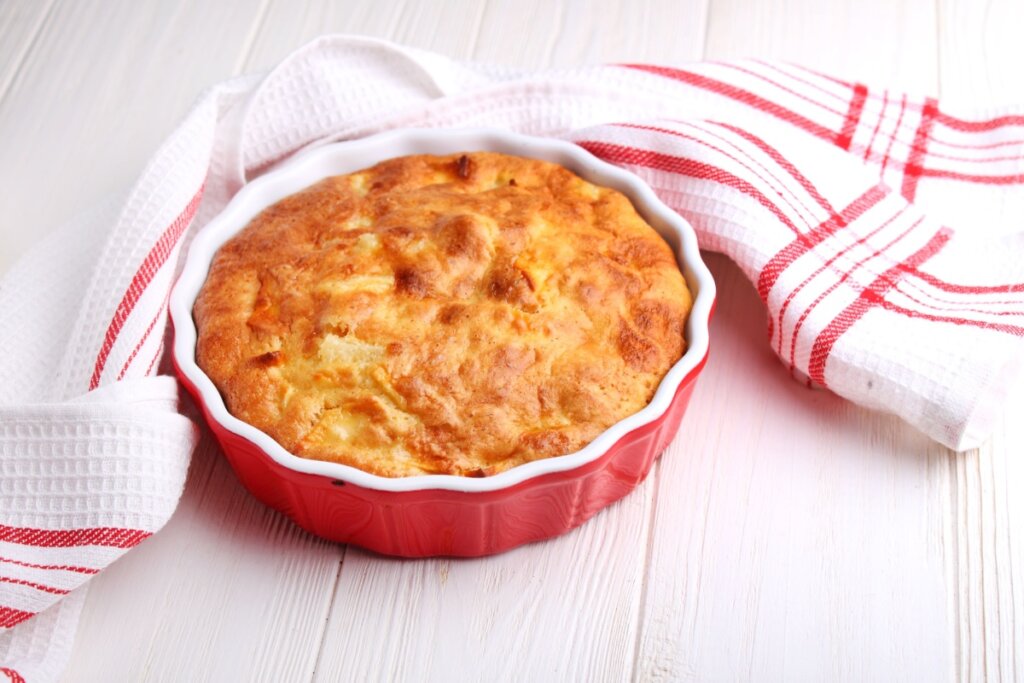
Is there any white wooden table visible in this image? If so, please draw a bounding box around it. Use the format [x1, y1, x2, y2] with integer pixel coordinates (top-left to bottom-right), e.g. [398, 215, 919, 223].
[2, 1, 1023, 680]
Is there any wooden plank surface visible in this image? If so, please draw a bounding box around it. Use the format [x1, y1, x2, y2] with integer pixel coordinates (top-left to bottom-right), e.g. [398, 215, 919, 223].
[705, 0, 939, 92]
[938, 0, 1024, 105]
[0, 0, 269, 273]
[0, 0, 1020, 681]
[634, 256, 953, 682]
[935, 4, 1024, 681]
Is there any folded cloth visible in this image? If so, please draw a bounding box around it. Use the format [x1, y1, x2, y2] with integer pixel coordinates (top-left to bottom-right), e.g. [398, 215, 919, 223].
[3, 34, 1023, 680]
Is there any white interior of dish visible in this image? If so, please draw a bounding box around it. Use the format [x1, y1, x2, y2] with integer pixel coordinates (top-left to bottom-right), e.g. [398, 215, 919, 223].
[170, 128, 716, 493]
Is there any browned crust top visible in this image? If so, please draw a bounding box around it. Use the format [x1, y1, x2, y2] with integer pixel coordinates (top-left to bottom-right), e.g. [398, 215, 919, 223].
[194, 152, 692, 477]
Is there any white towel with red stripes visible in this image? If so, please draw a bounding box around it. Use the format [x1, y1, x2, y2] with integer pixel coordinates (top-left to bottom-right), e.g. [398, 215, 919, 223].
[3, 35, 1023, 681]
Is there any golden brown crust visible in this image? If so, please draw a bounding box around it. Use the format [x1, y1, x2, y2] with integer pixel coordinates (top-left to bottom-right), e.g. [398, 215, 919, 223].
[194, 152, 692, 477]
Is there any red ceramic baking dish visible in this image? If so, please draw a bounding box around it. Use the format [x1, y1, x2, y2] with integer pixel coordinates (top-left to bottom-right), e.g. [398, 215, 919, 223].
[170, 128, 715, 557]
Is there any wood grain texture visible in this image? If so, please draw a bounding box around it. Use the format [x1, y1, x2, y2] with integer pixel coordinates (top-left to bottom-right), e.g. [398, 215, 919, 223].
[244, 0, 707, 72]
[0, 0, 268, 274]
[313, 484, 652, 682]
[0, 0, 1017, 681]
[935, 4, 1024, 680]
[967, 408, 1024, 683]
[938, 0, 1024, 105]
[704, 0, 939, 92]
[0, 0, 56, 106]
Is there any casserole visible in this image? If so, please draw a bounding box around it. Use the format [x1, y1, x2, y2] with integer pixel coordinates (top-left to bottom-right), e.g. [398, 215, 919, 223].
[170, 128, 715, 557]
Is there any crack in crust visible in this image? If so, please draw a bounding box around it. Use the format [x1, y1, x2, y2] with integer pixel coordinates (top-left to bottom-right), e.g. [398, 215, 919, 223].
[194, 152, 692, 477]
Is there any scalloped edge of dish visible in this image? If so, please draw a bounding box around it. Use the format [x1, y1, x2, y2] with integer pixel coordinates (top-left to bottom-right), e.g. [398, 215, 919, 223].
[169, 127, 716, 493]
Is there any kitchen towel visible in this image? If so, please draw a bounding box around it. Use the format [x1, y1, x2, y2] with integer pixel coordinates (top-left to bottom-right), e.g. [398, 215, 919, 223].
[2, 35, 1023, 680]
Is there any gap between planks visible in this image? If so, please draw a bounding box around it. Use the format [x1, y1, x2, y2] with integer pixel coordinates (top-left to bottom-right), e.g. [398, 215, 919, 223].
[629, 457, 665, 683]
[311, 547, 349, 678]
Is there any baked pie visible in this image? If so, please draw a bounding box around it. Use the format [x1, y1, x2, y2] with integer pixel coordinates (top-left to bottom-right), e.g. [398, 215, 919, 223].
[194, 152, 692, 477]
